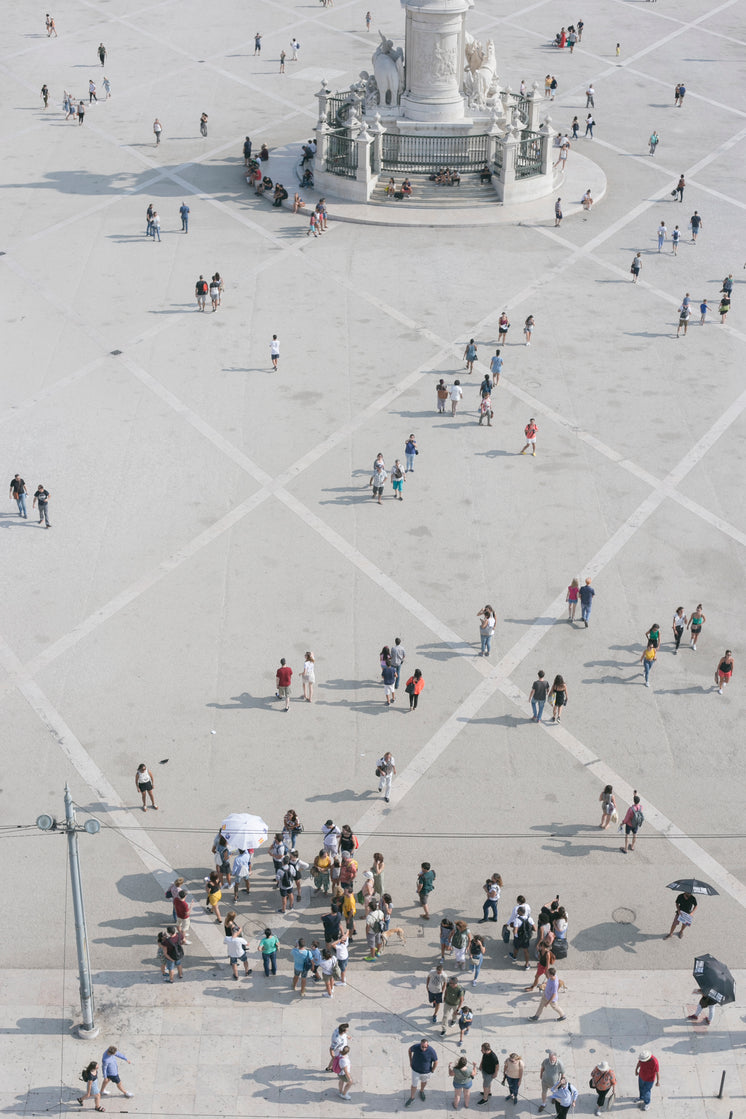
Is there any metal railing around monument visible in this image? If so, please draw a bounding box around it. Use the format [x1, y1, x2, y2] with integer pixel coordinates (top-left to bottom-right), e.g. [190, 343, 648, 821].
[515, 131, 542, 179]
[325, 130, 358, 178]
[381, 133, 490, 171]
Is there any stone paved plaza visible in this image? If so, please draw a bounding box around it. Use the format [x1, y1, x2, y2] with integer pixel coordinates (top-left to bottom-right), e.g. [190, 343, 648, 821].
[1, 0, 745, 1115]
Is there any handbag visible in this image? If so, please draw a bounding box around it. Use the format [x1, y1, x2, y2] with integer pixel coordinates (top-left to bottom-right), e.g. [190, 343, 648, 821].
[610, 809, 619, 824]
[375, 766, 383, 777]
[405, 682, 415, 695]
[502, 923, 511, 944]
[332, 961, 342, 980]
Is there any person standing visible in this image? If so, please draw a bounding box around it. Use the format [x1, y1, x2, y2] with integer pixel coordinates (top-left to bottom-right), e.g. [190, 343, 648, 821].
[254, 32, 262, 55]
[441, 976, 465, 1034]
[33, 484, 51, 527]
[153, 118, 162, 145]
[665, 891, 697, 939]
[100, 1047, 133, 1099]
[179, 202, 189, 232]
[376, 751, 396, 801]
[290, 38, 300, 60]
[620, 792, 644, 854]
[9, 474, 28, 518]
[436, 378, 449, 413]
[584, 111, 595, 137]
[687, 604, 706, 649]
[225, 925, 251, 979]
[699, 298, 708, 323]
[630, 252, 642, 282]
[449, 378, 463, 416]
[259, 927, 280, 975]
[390, 637, 406, 688]
[365, 10, 372, 29]
[480, 872, 502, 923]
[520, 418, 538, 455]
[635, 1050, 660, 1111]
[450, 1057, 476, 1110]
[102, 77, 111, 98]
[41, 84, 49, 109]
[172, 890, 191, 943]
[77, 100, 86, 125]
[150, 211, 161, 241]
[371, 458, 387, 505]
[416, 861, 435, 918]
[477, 605, 496, 656]
[579, 577, 594, 626]
[672, 606, 687, 652]
[364, 899, 385, 960]
[554, 197, 562, 227]
[477, 1043, 499, 1106]
[549, 1075, 578, 1117]
[405, 668, 424, 711]
[279, 49, 286, 73]
[463, 338, 478, 374]
[537, 1051, 565, 1113]
[269, 334, 280, 370]
[243, 136, 253, 165]
[715, 649, 734, 694]
[490, 348, 503, 387]
[690, 211, 702, 242]
[404, 434, 418, 472]
[719, 294, 730, 323]
[134, 763, 158, 811]
[649, 130, 659, 155]
[406, 1038, 438, 1108]
[529, 671, 550, 722]
[656, 221, 667, 251]
[497, 311, 510, 342]
[523, 315, 535, 345]
[291, 938, 312, 995]
[503, 1053, 524, 1105]
[599, 784, 616, 829]
[676, 173, 685, 202]
[640, 641, 657, 686]
[529, 966, 566, 1021]
[275, 657, 292, 710]
[300, 651, 315, 701]
[589, 1062, 615, 1115]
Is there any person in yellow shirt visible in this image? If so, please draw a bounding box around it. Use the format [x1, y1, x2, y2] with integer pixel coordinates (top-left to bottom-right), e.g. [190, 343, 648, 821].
[341, 885, 357, 937]
[313, 850, 332, 894]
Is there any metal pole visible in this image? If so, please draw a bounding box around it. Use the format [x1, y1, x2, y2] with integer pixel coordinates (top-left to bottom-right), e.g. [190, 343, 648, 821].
[717, 1070, 725, 1099]
[64, 784, 98, 1038]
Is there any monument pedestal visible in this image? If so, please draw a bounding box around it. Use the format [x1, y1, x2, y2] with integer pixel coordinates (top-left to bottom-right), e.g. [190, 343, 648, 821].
[399, 0, 474, 122]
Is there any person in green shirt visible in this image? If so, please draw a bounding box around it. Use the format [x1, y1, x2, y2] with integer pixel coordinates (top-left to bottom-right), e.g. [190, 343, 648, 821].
[259, 928, 280, 976]
[417, 862, 436, 919]
[441, 976, 464, 1032]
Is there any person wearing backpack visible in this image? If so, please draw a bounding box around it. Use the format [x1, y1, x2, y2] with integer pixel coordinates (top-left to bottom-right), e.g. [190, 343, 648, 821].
[365, 900, 385, 959]
[77, 1060, 104, 1110]
[276, 856, 297, 912]
[621, 792, 644, 853]
[195, 274, 208, 311]
[292, 938, 314, 995]
[451, 920, 472, 970]
[391, 459, 406, 501]
[508, 905, 534, 969]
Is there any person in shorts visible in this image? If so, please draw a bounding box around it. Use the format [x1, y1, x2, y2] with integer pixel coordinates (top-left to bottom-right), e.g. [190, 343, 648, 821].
[391, 459, 405, 501]
[406, 1039, 438, 1107]
[715, 650, 734, 694]
[425, 965, 446, 1022]
[195, 275, 208, 310]
[521, 418, 538, 456]
[478, 1042, 499, 1105]
[371, 460, 387, 504]
[276, 657, 292, 710]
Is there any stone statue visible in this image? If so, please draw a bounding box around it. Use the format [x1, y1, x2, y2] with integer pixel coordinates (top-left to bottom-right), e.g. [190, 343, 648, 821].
[353, 70, 381, 111]
[373, 31, 404, 107]
[463, 35, 498, 108]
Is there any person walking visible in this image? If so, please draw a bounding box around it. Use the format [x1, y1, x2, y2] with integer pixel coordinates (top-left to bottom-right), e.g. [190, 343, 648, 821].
[179, 202, 189, 232]
[172, 889, 191, 942]
[671, 226, 680, 255]
[497, 311, 510, 342]
[529, 671, 550, 722]
[469, 933, 486, 985]
[382, 657, 396, 705]
[554, 197, 562, 227]
[436, 378, 449, 413]
[719, 294, 730, 323]
[425, 964, 446, 1022]
[640, 641, 657, 686]
[77, 100, 86, 125]
[441, 976, 465, 1034]
[390, 637, 406, 688]
[520, 417, 538, 455]
[502, 1053, 524, 1106]
[656, 222, 667, 251]
[336, 1046, 353, 1100]
[599, 784, 616, 829]
[439, 917, 455, 959]
[134, 763, 158, 811]
[676, 301, 691, 336]
[195, 275, 208, 310]
[549, 675, 568, 722]
[404, 434, 418, 472]
[672, 606, 687, 652]
[371, 458, 387, 504]
[664, 890, 697, 939]
[225, 925, 251, 979]
[259, 927, 280, 975]
[405, 1038, 438, 1108]
[376, 751, 396, 801]
[649, 130, 659, 155]
[687, 604, 706, 649]
[153, 118, 162, 145]
[365, 10, 372, 29]
[450, 1057, 477, 1110]
[33, 485, 51, 527]
[275, 657, 292, 710]
[675, 173, 685, 202]
[416, 861, 435, 918]
[690, 211, 702, 242]
[630, 252, 642, 282]
[205, 871, 223, 922]
[270, 334, 280, 370]
[579, 577, 594, 626]
[620, 792, 644, 853]
[477, 1043, 499, 1106]
[100, 1047, 133, 1099]
[88, 79, 97, 103]
[364, 899, 385, 959]
[565, 578, 579, 619]
[102, 77, 111, 98]
[715, 649, 734, 694]
[290, 38, 300, 60]
[480, 872, 502, 923]
[97, 43, 107, 66]
[77, 1060, 103, 1110]
[589, 1062, 615, 1115]
[291, 938, 313, 996]
[449, 378, 463, 416]
[463, 338, 478, 374]
[405, 668, 424, 710]
[151, 211, 161, 241]
[477, 605, 496, 656]
[537, 1051, 565, 1113]
[635, 1050, 660, 1111]
[699, 298, 708, 323]
[9, 474, 28, 518]
[688, 995, 717, 1026]
[508, 904, 534, 968]
[585, 84, 595, 107]
[301, 651, 315, 701]
[549, 1075, 578, 1117]
[529, 966, 566, 1020]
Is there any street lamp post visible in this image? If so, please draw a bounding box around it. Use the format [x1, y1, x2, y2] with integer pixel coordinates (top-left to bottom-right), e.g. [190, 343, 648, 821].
[37, 783, 100, 1039]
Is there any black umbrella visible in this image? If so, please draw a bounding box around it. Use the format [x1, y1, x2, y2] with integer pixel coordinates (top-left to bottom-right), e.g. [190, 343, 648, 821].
[666, 879, 719, 896]
[693, 954, 735, 1005]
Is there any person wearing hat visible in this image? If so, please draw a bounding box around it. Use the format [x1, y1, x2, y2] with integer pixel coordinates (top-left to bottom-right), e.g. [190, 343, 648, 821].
[589, 1061, 616, 1114]
[635, 1051, 659, 1111]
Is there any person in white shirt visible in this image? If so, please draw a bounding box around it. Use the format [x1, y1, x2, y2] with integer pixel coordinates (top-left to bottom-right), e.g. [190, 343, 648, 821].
[224, 927, 251, 979]
[365, 901, 385, 958]
[377, 752, 396, 801]
[270, 334, 280, 370]
[322, 821, 341, 856]
[449, 379, 463, 416]
[290, 38, 300, 60]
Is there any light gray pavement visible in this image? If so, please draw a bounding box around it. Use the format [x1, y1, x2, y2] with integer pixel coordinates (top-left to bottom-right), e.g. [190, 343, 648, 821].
[1, 0, 745, 1114]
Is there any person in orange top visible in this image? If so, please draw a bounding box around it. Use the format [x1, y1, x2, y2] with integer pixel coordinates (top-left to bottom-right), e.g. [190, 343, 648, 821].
[521, 419, 538, 456]
[405, 669, 425, 711]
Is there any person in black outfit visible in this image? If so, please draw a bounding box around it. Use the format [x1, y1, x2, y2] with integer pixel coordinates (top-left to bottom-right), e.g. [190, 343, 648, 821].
[664, 891, 697, 939]
[477, 1043, 499, 1105]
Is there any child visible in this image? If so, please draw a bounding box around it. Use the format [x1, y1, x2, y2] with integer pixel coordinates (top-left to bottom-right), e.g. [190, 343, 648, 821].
[458, 1006, 474, 1043]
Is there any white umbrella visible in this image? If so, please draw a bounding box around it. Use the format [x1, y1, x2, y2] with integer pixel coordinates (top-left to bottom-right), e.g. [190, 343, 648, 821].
[220, 812, 268, 850]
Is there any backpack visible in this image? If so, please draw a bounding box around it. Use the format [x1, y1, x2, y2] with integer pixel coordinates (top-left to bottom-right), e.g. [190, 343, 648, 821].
[552, 938, 568, 960]
[281, 868, 294, 890]
[167, 939, 184, 961]
[516, 918, 533, 947]
[631, 806, 644, 829]
[373, 916, 384, 934]
[393, 464, 404, 480]
[197, 280, 208, 295]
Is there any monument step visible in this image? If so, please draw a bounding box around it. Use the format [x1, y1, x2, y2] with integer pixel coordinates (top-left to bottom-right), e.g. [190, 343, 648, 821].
[369, 171, 500, 208]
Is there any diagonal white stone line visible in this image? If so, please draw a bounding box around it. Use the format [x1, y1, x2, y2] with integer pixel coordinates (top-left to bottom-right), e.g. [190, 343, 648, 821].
[0, 636, 226, 963]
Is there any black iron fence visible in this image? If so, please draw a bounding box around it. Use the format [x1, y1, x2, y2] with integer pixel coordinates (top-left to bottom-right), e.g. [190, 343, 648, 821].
[325, 92, 359, 129]
[515, 131, 542, 179]
[325, 131, 358, 178]
[382, 133, 489, 171]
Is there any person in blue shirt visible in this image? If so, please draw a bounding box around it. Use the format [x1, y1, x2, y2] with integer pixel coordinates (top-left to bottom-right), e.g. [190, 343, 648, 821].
[382, 659, 397, 705]
[550, 1075, 578, 1118]
[406, 1039, 438, 1107]
[404, 434, 418, 472]
[490, 349, 503, 385]
[579, 578, 595, 627]
[100, 1046, 133, 1099]
[291, 938, 313, 996]
[179, 202, 190, 232]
